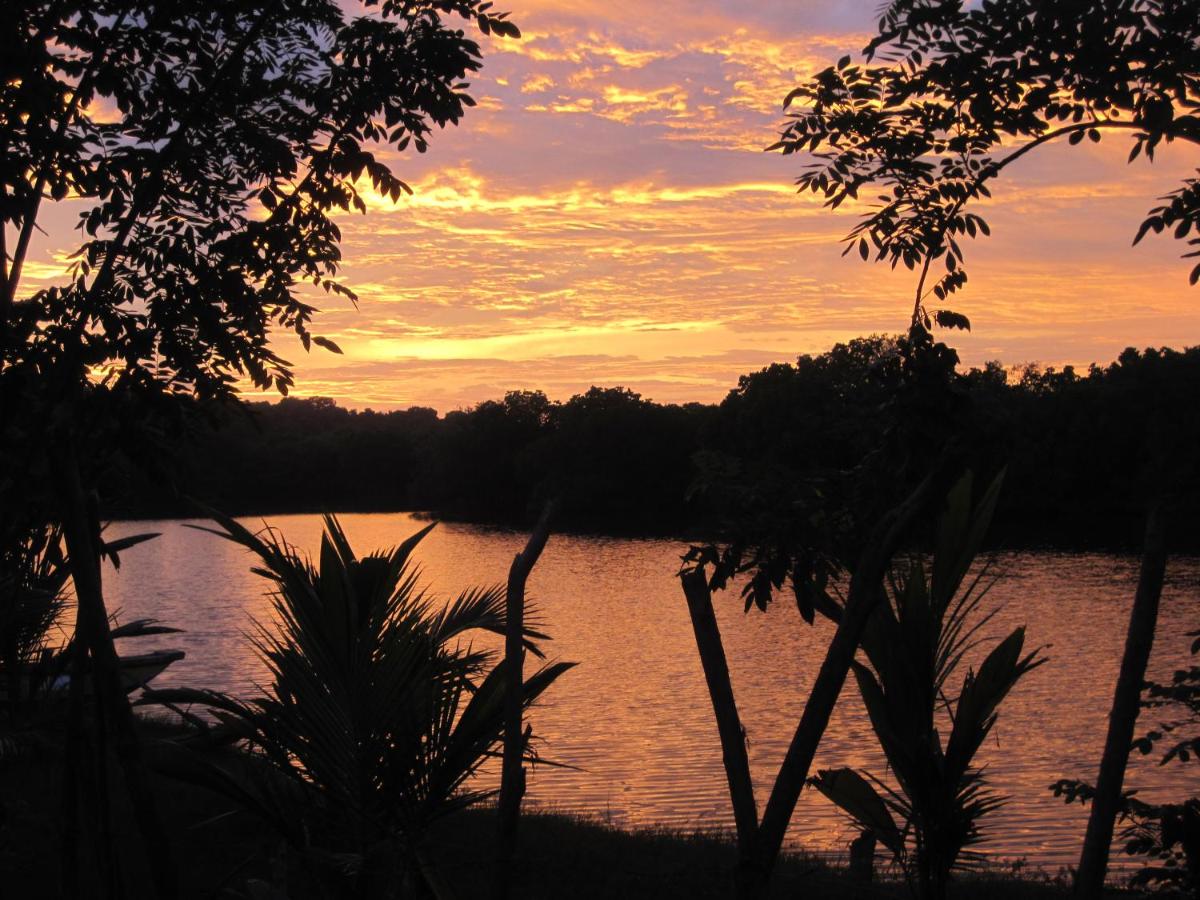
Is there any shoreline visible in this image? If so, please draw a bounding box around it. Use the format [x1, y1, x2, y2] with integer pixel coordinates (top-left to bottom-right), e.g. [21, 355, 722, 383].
[0, 726, 1122, 898]
[101, 503, 1200, 555]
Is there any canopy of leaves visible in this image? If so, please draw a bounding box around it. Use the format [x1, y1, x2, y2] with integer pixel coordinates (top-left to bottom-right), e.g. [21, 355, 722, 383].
[2, 0, 517, 401]
[772, 0, 1200, 328]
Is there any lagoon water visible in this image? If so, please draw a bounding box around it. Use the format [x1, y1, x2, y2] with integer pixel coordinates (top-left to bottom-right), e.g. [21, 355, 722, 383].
[102, 513, 1199, 870]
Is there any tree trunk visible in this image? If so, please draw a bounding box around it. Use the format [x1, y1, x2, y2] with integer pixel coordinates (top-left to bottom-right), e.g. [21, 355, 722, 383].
[91, 658, 119, 899]
[494, 502, 555, 900]
[55, 443, 178, 899]
[1075, 503, 1168, 899]
[679, 567, 758, 873]
[60, 629, 86, 897]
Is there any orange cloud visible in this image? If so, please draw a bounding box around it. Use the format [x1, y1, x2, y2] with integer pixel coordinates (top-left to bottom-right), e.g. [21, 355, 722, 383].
[17, 4, 1200, 412]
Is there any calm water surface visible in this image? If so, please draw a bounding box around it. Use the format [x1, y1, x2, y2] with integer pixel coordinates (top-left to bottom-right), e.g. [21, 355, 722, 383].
[103, 513, 1199, 869]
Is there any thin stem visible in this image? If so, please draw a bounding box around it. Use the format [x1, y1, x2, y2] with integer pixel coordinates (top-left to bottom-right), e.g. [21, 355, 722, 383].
[911, 118, 1154, 327]
[55, 441, 178, 898]
[680, 567, 759, 860]
[743, 450, 966, 896]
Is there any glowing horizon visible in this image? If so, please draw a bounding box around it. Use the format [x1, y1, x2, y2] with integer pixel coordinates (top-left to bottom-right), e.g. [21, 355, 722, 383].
[21, 0, 1200, 412]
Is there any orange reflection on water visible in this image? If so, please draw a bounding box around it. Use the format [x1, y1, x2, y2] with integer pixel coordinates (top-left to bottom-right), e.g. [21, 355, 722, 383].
[105, 513, 1199, 868]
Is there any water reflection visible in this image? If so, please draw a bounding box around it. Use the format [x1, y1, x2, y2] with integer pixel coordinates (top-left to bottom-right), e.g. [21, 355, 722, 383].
[104, 513, 1199, 868]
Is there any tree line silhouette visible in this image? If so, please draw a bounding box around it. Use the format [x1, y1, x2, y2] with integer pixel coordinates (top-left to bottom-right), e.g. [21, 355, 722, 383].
[106, 337, 1200, 551]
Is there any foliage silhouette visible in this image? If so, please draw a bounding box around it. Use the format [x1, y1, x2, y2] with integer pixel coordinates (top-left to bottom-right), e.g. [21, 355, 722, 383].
[144, 513, 572, 899]
[772, 0, 1200, 330]
[811, 473, 1046, 900]
[4, 0, 518, 398]
[684, 329, 981, 618]
[100, 343, 1200, 553]
[0, 524, 69, 726]
[680, 457, 977, 900]
[771, 13, 1200, 887]
[1053, 628, 1200, 896]
[3, 3, 516, 892]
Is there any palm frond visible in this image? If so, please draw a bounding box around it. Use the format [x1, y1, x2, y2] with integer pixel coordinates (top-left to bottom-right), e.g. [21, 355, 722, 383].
[822, 471, 1042, 899]
[164, 512, 572, 895]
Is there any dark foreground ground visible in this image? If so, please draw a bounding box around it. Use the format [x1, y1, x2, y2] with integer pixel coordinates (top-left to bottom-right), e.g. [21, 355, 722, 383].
[0, 719, 1115, 900]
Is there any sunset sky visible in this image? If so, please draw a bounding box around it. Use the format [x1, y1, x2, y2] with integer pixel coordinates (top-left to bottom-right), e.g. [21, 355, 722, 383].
[24, 0, 1200, 410]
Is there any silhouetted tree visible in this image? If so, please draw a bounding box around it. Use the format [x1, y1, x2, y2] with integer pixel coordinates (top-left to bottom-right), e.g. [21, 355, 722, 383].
[773, 3, 1200, 895]
[1, 2, 516, 894]
[416, 391, 555, 523]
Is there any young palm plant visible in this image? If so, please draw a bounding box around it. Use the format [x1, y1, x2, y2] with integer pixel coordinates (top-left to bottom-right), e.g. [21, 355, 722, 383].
[148, 513, 573, 899]
[811, 474, 1046, 900]
[0, 523, 69, 729]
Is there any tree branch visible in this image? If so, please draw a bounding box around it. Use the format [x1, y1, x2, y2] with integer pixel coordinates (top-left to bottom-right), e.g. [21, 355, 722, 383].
[911, 118, 1159, 326]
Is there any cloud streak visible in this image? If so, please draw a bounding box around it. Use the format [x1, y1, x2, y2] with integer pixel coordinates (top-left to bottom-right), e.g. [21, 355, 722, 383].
[21, 2, 1200, 411]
